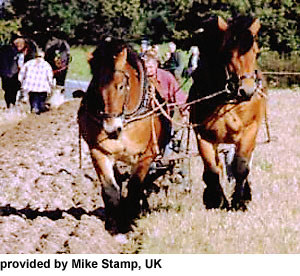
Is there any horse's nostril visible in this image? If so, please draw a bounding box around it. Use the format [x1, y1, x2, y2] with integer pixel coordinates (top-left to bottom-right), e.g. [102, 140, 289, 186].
[239, 89, 246, 97]
[108, 130, 119, 139]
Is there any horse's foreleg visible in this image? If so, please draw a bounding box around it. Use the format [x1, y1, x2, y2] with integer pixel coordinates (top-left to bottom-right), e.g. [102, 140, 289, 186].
[196, 134, 228, 209]
[231, 123, 258, 211]
[126, 153, 154, 218]
[90, 149, 121, 212]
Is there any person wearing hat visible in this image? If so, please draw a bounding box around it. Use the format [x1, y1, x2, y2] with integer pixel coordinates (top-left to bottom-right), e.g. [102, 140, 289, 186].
[18, 50, 53, 114]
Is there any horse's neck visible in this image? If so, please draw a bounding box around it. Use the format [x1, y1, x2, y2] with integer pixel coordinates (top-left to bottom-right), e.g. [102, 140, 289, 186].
[194, 59, 227, 95]
[84, 81, 104, 114]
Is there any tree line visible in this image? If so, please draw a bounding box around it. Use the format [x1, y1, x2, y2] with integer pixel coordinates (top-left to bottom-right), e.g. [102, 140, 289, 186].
[1, 0, 299, 54]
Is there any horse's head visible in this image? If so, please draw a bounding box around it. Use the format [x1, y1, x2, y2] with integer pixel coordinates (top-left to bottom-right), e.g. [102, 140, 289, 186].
[219, 16, 261, 98]
[191, 16, 261, 98]
[88, 41, 144, 139]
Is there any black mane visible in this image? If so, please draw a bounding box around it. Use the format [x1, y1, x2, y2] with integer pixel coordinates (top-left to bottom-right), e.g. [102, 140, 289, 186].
[188, 15, 256, 123]
[85, 39, 141, 113]
[222, 16, 256, 63]
[89, 39, 140, 87]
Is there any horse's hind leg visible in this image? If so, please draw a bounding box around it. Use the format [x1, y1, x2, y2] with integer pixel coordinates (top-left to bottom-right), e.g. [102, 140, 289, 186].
[197, 136, 229, 209]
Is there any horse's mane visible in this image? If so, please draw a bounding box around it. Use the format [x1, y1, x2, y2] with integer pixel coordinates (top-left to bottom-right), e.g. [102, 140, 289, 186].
[85, 39, 142, 113]
[89, 39, 141, 87]
[192, 15, 256, 65]
[188, 15, 257, 122]
[221, 16, 256, 64]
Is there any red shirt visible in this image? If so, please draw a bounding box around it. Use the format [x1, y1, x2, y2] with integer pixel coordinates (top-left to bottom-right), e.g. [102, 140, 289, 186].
[156, 68, 187, 106]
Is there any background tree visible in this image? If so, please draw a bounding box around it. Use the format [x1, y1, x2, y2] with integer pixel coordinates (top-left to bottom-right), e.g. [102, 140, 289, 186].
[2, 0, 299, 54]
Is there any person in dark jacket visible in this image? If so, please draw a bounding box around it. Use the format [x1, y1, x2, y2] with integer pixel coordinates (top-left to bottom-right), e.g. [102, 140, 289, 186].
[0, 36, 37, 108]
[161, 42, 184, 81]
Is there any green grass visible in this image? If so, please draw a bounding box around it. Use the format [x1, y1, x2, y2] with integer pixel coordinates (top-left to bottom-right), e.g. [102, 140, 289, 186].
[67, 46, 95, 81]
[66, 44, 193, 92]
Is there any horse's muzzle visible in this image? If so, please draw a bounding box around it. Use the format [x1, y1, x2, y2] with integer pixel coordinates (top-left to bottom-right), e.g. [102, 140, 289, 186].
[238, 78, 256, 99]
[103, 117, 123, 139]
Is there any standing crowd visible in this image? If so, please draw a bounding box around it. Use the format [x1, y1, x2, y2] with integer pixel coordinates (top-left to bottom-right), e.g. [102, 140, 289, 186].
[0, 36, 53, 114]
[0, 36, 198, 117]
[0, 35, 70, 115]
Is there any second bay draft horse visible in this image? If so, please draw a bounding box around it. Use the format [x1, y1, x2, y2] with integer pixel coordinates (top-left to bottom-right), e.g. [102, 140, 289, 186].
[77, 40, 168, 232]
[188, 16, 267, 211]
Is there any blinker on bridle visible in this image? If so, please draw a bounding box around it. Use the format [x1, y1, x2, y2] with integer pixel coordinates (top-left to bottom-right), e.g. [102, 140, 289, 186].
[224, 67, 262, 99]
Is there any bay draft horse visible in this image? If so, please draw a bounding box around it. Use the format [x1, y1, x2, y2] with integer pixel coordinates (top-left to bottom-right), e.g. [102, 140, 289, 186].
[188, 16, 267, 211]
[77, 40, 168, 232]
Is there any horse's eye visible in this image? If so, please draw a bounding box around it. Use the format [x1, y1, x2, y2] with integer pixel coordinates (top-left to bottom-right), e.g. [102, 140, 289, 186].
[118, 84, 124, 91]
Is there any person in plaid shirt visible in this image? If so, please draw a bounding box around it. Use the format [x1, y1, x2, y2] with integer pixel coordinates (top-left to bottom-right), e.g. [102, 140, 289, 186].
[18, 50, 53, 114]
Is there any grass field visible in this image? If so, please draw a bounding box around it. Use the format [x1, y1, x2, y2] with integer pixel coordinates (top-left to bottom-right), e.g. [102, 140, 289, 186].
[121, 88, 300, 254]
[67, 46, 95, 81]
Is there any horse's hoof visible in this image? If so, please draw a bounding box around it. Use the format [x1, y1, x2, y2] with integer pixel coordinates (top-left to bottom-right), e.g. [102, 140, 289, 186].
[203, 187, 229, 210]
[230, 199, 248, 211]
[220, 199, 230, 211]
[231, 182, 252, 211]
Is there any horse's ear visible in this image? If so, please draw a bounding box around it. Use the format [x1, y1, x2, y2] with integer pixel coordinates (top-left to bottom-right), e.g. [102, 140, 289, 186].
[218, 16, 228, 31]
[249, 18, 261, 36]
[115, 48, 127, 71]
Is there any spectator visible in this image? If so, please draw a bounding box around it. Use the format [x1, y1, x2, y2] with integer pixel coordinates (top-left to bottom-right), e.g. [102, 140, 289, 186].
[13, 37, 37, 70]
[184, 46, 200, 77]
[18, 50, 53, 114]
[161, 42, 184, 81]
[0, 36, 37, 108]
[138, 39, 150, 59]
